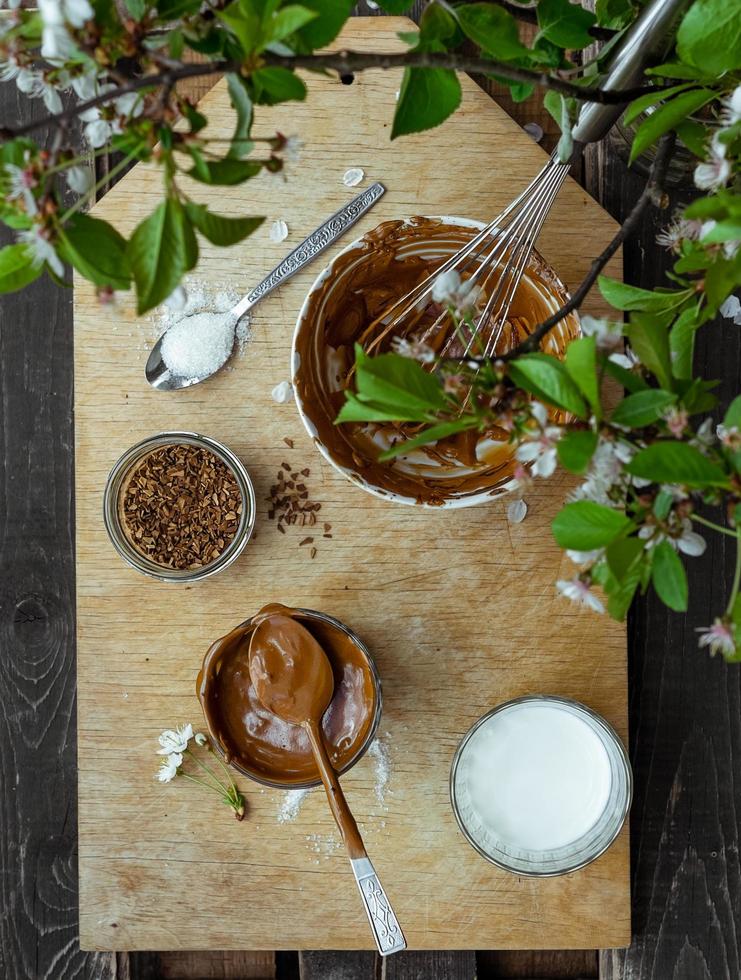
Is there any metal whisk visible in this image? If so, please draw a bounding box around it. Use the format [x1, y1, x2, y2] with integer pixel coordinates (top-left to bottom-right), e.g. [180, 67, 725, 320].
[357, 0, 691, 366]
[360, 152, 571, 363]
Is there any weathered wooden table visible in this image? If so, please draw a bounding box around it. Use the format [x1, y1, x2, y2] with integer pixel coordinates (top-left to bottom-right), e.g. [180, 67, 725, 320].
[1, 4, 740, 980]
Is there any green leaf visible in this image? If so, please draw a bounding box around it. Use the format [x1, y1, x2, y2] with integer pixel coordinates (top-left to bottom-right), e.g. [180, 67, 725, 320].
[391, 65, 461, 139]
[217, 2, 260, 53]
[127, 198, 188, 315]
[629, 88, 716, 164]
[606, 536, 644, 582]
[598, 275, 685, 312]
[543, 90, 575, 161]
[552, 501, 631, 550]
[556, 429, 598, 474]
[626, 315, 674, 391]
[702, 220, 741, 244]
[669, 304, 700, 380]
[419, 0, 459, 44]
[627, 441, 729, 488]
[456, 3, 528, 60]
[705, 252, 741, 314]
[251, 67, 307, 105]
[0, 243, 42, 293]
[565, 336, 600, 412]
[508, 353, 588, 417]
[651, 539, 688, 612]
[354, 345, 447, 418]
[602, 355, 649, 393]
[60, 213, 131, 290]
[677, 0, 741, 74]
[610, 389, 676, 427]
[653, 488, 674, 520]
[646, 61, 715, 80]
[380, 418, 480, 460]
[675, 119, 708, 158]
[595, 0, 634, 30]
[187, 158, 261, 185]
[156, 0, 201, 15]
[723, 394, 741, 430]
[226, 73, 254, 159]
[125, 0, 147, 17]
[336, 392, 424, 424]
[606, 558, 642, 620]
[185, 204, 264, 246]
[262, 4, 317, 45]
[296, 0, 352, 47]
[537, 0, 596, 49]
[623, 83, 692, 126]
[373, 0, 413, 10]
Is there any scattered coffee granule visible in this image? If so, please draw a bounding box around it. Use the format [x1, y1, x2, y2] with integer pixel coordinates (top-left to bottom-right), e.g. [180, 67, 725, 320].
[283, 437, 294, 449]
[299, 536, 314, 547]
[266, 459, 326, 547]
[310, 547, 317, 559]
[120, 443, 242, 570]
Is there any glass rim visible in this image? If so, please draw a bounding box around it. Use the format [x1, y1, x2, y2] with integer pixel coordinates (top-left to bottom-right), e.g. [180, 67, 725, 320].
[449, 694, 633, 877]
[103, 431, 256, 583]
[199, 607, 383, 789]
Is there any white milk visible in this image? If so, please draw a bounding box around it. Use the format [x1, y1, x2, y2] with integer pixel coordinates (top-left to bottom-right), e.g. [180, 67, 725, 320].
[462, 701, 612, 851]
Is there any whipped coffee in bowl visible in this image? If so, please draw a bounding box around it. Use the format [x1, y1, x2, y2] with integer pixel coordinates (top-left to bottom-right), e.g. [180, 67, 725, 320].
[292, 216, 580, 507]
[197, 605, 381, 788]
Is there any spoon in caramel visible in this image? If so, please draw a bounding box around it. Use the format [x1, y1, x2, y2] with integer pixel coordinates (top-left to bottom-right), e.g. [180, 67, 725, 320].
[249, 607, 406, 956]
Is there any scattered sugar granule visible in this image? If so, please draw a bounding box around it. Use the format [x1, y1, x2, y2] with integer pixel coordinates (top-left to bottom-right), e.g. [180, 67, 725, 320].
[277, 787, 310, 823]
[160, 311, 238, 380]
[342, 167, 364, 188]
[524, 122, 544, 143]
[269, 219, 288, 242]
[368, 736, 390, 806]
[507, 498, 528, 524]
[272, 380, 294, 404]
[306, 833, 341, 854]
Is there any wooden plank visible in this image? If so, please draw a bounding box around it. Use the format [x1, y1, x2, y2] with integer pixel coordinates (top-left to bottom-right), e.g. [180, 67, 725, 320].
[478, 949, 597, 977]
[74, 17, 627, 953]
[382, 951, 477, 979]
[299, 951, 377, 979]
[583, 140, 741, 980]
[155, 950, 276, 978]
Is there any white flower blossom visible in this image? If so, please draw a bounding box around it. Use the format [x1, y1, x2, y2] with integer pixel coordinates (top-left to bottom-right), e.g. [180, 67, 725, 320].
[391, 335, 436, 364]
[639, 517, 706, 556]
[17, 226, 64, 277]
[39, 0, 93, 59]
[655, 212, 702, 253]
[692, 417, 715, 448]
[342, 167, 364, 187]
[431, 268, 481, 315]
[282, 135, 302, 162]
[570, 437, 634, 506]
[694, 135, 731, 191]
[556, 577, 605, 614]
[79, 85, 143, 148]
[157, 723, 193, 756]
[696, 619, 736, 658]
[70, 70, 98, 100]
[717, 423, 741, 449]
[720, 85, 741, 127]
[566, 548, 604, 566]
[506, 498, 527, 524]
[720, 295, 741, 325]
[5, 163, 38, 215]
[195, 732, 208, 746]
[269, 219, 288, 243]
[156, 753, 182, 783]
[515, 427, 560, 478]
[580, 315, 623, 350]
[65, 164, 93, 194]
[608, 347, 640, 371]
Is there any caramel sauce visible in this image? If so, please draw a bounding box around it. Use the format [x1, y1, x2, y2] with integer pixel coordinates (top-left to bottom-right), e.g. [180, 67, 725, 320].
[294, 217, 579, 504]
[197, 606, 377, 786]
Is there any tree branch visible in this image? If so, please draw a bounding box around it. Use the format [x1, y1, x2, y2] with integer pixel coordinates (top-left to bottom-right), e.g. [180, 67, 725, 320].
[488, 131, 677, 362]
[0, 48, 667, 139]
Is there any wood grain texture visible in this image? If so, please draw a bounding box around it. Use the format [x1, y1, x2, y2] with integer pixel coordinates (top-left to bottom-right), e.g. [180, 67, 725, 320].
[382, 951, 477, 979]
[299, 951, 377, 979]
[478, 950, 597, 978]
[584, 140, 741, 980]
[73, 18, 627, 955]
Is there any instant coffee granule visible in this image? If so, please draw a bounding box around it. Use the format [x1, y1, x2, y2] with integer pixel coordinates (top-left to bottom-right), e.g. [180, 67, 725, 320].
[120, 444, 242, 569]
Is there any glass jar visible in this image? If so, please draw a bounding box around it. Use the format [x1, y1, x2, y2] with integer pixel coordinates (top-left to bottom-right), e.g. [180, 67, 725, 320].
[450, 695, 632, 876]
[103, 431, 256, 583]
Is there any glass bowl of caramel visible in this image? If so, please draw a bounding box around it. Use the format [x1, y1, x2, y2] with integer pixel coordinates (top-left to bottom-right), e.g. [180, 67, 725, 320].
[292, 216, 581, 508]
[197, 607, 382, 788]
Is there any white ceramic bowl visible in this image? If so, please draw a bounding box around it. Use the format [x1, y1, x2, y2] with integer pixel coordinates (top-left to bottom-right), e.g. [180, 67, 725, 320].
[292, 216, 580, 509]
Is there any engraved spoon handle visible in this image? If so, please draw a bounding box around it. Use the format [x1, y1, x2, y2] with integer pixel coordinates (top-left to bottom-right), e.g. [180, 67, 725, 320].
[231, 182, 385, 320]
[350, 856, 407, 956]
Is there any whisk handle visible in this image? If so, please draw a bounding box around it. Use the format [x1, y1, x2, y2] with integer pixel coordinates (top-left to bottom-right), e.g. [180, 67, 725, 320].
[572, 0, 694, 146]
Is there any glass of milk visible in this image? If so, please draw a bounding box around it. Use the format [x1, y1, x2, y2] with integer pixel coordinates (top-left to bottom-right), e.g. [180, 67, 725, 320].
[450, 695, 632, 876]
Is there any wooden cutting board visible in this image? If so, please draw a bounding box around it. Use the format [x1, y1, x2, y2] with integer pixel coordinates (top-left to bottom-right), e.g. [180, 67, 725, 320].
[75, 18, 629, 952]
